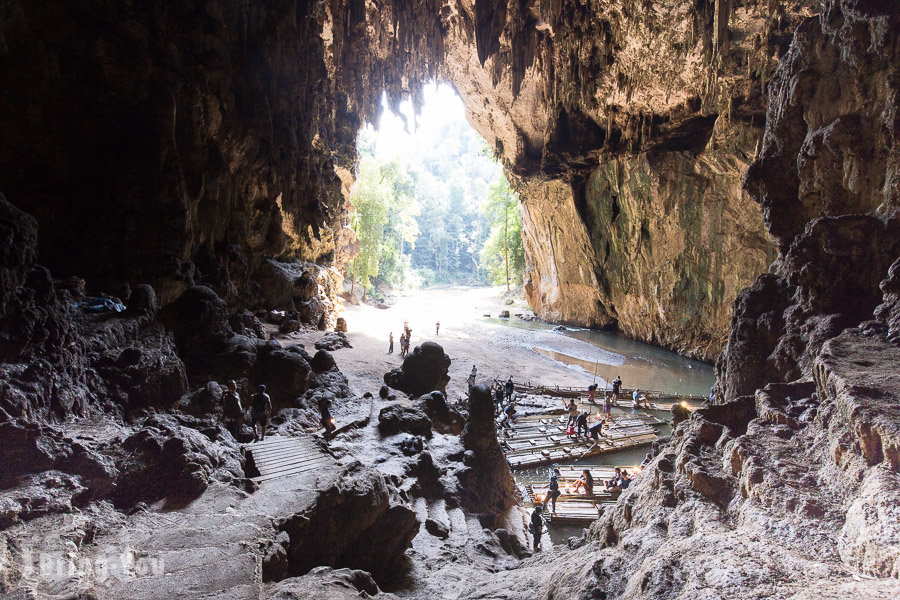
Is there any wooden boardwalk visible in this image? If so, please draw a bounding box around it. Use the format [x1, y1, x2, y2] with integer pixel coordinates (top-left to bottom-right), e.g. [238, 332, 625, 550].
[244, 435, 334, 484]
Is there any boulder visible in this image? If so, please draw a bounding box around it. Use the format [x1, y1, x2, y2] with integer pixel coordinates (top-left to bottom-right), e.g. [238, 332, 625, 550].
[335, 317, 348, 332]
[378, 404, 433, 439]
[125, 284, 159, 318]
[310, 349, 336, 372]
[383, 341, 451, 397]
[251, 342, 312, 409]
[415, 391, 464, 435]
[315, 332, 351, 351]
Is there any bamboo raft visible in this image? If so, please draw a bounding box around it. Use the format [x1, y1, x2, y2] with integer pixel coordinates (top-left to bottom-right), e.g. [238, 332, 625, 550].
[501, 416, 659, 469]
[522, 466, 637, 525]
[509, 381, 706, 407]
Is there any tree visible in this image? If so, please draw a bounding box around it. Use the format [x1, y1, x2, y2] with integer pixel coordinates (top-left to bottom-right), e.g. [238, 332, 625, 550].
[480, 175, 524, 289]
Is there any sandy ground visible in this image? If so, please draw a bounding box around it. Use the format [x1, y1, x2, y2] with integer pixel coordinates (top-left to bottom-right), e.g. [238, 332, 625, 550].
[293, 286, 601, 404]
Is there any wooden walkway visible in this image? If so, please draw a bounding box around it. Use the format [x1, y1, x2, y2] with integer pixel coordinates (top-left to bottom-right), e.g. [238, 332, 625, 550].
[244, 435, 334, 484]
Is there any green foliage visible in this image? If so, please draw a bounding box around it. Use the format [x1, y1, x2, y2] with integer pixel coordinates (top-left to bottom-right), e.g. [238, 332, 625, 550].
[349, 89, 525, 292]
[479, 176, 525, 289]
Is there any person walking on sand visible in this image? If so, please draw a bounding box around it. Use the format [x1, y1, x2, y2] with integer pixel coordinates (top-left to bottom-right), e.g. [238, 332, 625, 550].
[388, 332, 394, 354]
[435, 321, 440, 335]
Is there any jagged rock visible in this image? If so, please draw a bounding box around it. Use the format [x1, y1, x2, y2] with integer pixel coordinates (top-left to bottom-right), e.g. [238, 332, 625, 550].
[407, 451, 445, 499]
[383, 341, 451, 397]
[280, 319, 301, 333]
[396, 434, 424, 456]
[274, 464, 419, 584]
[229, 309, 265, 338]
[112, 414, 243, 509]
[671, 401, 691, 427]
[424, 517, 450, 539]
[498, 310, 510, 318]
[268, 567, 399, 600]
[457, 384, 517, 515]
[378, 403, 432, 439]
[334, 317, 348, 332]
[315, 332, 351, 351]
[125, 284, 159, 318]
[251, 342, 312, 409]
[0, 192, 38, 318]
[415, 391, 464, 435]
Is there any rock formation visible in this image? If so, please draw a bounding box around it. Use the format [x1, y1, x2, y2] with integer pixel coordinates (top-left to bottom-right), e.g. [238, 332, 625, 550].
[458, 384, 518, 514]
[383, 341, 452, 396]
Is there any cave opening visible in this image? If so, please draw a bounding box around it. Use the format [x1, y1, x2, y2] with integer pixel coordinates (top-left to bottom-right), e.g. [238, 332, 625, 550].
[345, 82, 526, 306]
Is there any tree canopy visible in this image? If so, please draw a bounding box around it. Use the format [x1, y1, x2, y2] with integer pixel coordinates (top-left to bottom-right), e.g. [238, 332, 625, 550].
[346, 87, 526, 296]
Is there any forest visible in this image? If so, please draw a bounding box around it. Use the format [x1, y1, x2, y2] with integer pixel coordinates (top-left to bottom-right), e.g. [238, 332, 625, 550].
[346, 87, 526, 300]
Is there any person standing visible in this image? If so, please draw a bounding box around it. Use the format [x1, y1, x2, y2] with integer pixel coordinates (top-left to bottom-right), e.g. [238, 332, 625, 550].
[611, 376, 622, 405]
[530, 505, 543, 551]
[494, 384, 505, 414]
[388, 332, 394, 354]
[564, 398, 578, 427]
[544, 472, 561, 514]
[604, 394, 612, 420]
[466, 365, 477, 389]
[504, 377, 514, 402]
[250, 384, 272, 441]
[222, 380, 244, 437]
[435, 321, 440, 335]
[587, 383, 597, 404]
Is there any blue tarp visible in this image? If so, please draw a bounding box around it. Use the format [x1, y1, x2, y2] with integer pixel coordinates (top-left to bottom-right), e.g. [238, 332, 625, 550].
[76, 297, 126, 313]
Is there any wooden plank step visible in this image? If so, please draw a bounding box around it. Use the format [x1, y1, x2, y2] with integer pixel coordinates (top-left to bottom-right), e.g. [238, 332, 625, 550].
[252, 460, 333, 483]
[255, 454, 331, 476]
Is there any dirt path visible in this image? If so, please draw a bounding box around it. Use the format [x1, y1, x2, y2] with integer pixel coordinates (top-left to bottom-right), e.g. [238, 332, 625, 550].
[294, 287, 601, 403]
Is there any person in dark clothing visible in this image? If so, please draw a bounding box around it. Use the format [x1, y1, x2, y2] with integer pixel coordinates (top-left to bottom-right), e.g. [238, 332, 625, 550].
[503, 401, 517, 423]
[543, 473, 561, 513]
[611, 376, 622, 404]
[587, 383, 597, 404]
[320, 398, 335, 437]
[640, 452, 653, 470]
[573, 469, 594, 496]
[435, 321, 440, 335]
[504, 377, 514, 401]
[250, 384, 272, 441]
[530, 505, 543, 551]
[575, 411, 589, 437]
[588, 417, 605, 440]
[222, 380, 244, 437]
[605, 467, 623, 491]
[388, 332, 394, 354]
[494, 385, 505, 413]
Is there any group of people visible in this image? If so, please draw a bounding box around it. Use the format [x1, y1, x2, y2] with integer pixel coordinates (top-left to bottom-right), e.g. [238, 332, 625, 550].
[389, 320, 413, 357]
[604, 467, 632, 492]
[564, 399, 607, 440]
[222, 381, 272, 441]
[388, 320, 442, 356]
[222, 381, 336, 441]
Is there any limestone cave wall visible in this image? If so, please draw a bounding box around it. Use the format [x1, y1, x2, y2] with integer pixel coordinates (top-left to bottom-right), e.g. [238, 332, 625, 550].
[2, 0, 817, 362]
[0, 0, 357, 308]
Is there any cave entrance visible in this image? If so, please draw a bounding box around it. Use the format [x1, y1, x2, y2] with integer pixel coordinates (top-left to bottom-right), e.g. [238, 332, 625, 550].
[345, 83, 525, 305]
